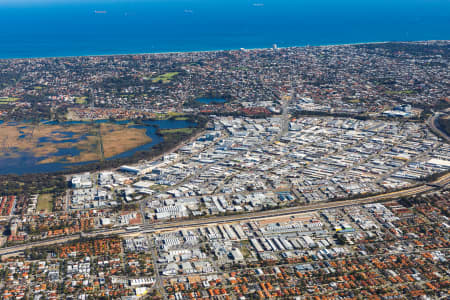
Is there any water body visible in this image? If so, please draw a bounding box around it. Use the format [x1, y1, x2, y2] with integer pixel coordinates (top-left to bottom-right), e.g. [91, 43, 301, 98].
[0, 119, 196, 175]
[0, 0, 448, 59]
[195, 98, 228, 104]
[110, 119, 196, 160]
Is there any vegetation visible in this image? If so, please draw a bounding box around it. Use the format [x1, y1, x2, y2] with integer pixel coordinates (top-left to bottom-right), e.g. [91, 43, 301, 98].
[167, 111, 185, 117]
[0, 97, 20, 104]
[151, 72, 179, 83]
[0, 115, 207, 196]
[384, 90, 416, 95]
[37, 193, 53, 212]
[0, 173, 67, 196]
[158, 127, 194, 135]
[437, 115, 450, 136]
[75, 96, 87, 104]
[357, 42, 450, 59]
[57, 114, 206, 175]
[149, 184, 168, 191]
[4, 94, 52, 121]
[174, 116, 189, 121]
[99, 123, 152, 159]
[292, 110, 424, 122]
[0, 122, 152, 165]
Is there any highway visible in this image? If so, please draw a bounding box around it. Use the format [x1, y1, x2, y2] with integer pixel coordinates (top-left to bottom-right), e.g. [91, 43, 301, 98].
[0, 234, 81, 256]
[427, 112, 449, 142]
[147, 175, 448, 232]
[1, 171, 448, 257]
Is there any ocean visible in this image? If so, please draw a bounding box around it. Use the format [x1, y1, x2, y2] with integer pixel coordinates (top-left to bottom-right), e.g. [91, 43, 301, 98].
[0, 0, 449, 59]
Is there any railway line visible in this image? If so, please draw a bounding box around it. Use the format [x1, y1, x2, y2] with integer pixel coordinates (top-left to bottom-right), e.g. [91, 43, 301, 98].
[0, 172, 448, 257]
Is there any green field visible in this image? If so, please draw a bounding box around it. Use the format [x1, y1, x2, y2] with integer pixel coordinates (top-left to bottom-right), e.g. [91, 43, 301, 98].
[168, 112, 189, 120]
[150, 184, 169, 191]
[75, 96, 87, 104]
[385, 90, 415, 95]
[167, 111, 185, 117]
[159, 128, 194, 135]
[37, 194, 53, 212]
[152, 112, 187, 120]
[0, 97, 20, 104]
[152, 72, 179, 83]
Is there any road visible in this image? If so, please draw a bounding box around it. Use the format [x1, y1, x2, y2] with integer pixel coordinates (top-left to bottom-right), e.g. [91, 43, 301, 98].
[149, 237, 166, 298]
[147, 175, 449, 232]
[0, 235, 81, 256]
[212, 92, 293, 194]
[1, 171, 448, 256]
[427, 112, 449, 142]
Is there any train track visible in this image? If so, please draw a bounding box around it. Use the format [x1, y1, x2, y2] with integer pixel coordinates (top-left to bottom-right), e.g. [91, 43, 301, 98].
[1, 172, 448, 256]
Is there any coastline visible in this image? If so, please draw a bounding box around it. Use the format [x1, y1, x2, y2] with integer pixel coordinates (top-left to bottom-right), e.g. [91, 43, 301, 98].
[1, 39, 448, 61]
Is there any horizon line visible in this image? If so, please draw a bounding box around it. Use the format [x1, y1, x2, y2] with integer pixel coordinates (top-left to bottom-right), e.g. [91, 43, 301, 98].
[1, 39, 448, 61]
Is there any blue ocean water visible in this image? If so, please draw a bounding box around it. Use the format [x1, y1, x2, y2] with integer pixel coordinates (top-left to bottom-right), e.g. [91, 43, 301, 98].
[0, 0, 449, 59]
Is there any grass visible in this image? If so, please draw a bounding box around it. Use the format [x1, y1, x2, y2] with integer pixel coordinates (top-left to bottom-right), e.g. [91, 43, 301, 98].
[149, 184, 169, 191]
[385, 90, 415, 95]
[0, 97, 20, 102]
[141, 73, 156, 80]
[152, 112, 186, 120]
[167, 111, 186, 117]
[167, 112, 189, 121]
[152, 113, 170, 120]
[152, 72, 179, 83]
[37, 193, 53, 212]
[159, 128, 194, 135]
[75, 96, 87, 104]
[240, 246, 252, 258]
[0, 97, 20, 104]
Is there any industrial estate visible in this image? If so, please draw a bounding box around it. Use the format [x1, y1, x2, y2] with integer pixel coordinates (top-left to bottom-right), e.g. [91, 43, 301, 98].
[0, 41, 448, 299]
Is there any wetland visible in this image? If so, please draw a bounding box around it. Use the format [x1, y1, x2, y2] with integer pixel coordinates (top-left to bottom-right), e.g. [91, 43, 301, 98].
[0, 119, 196, 175]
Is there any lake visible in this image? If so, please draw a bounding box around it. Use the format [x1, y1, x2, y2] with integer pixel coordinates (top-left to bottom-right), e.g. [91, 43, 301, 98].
[0, 119, 196, 175]
[195, 98, 228, 104]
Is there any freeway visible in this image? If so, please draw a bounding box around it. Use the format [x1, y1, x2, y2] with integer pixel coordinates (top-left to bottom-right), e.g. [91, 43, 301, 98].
[147, 177, 448, 232]
[0, 234, 81, 256]
[1, 171, 448, 257]
[427, 112, 449, 142]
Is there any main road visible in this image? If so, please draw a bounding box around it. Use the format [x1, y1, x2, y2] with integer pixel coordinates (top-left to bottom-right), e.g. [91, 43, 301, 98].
[1, 172, 448, 257]
[148, 173, 449, 232]
[427, 111, 449, 142]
